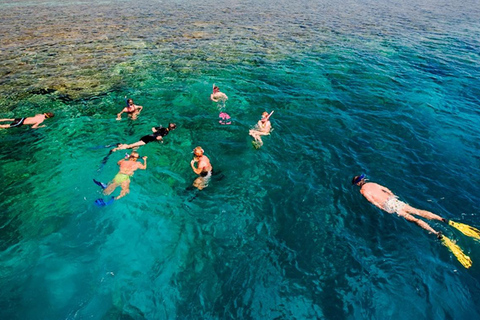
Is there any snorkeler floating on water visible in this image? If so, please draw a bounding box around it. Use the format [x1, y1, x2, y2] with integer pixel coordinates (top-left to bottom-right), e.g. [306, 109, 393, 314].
[111, 123, 176, 152]
[190, 146, 213, 190]
[0, 112, 54, 129]
[116, 97, 143, 120]
[94, 151, 147, 205]
[352, 174, 480, 268]
[210, 84, 228, 102]
[249, 111, 273, 149]
[211, 84, 231, 125]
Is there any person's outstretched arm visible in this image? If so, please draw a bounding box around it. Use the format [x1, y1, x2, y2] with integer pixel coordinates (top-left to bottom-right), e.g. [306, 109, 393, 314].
[117, 108, 127, 120]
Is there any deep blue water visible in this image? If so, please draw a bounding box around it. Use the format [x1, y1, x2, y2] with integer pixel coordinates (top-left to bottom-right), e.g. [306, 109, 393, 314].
[1, 0, 480, 319]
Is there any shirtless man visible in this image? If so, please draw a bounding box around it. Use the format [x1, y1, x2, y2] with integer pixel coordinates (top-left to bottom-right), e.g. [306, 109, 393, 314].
[210, 85, 228, 102]
[111, 123, 176, 152]
[103, 152, 147, 200]
[116, 98, 143, 120]
[249, 111, 272, 148]
[0, 112, 54, 129]
[352, 174, 446, 237]
[190, 146, 213, 190]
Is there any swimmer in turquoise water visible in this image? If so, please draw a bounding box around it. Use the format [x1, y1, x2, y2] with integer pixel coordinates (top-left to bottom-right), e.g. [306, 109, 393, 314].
[249, 111, 273, 148]
[190, 146, 213, 190]
[0, 112, 54, 129]
[352, 175, 445, 236]
[103, 151, 147, 200]
[210, 84, 228, 102]
[116, 98, 143, 120]
[111, 123, 176, 152]
[352, 174, 480, 268]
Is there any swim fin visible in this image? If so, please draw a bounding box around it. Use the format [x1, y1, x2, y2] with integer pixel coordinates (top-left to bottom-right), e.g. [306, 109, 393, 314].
[440, 235, 472, 269]
[93, 179, 108, 190]
[449, 220, 480, 241]
[95, 196, 115, 207]
[101, 150, 113, 165]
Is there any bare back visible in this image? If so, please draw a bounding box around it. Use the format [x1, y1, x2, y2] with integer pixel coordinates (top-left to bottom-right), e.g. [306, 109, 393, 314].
[23, 114, 46, 126]
[360, 182, 395, 210]
[197, 155, 212, 173]
[211, 92, 228, 102]
[118, 159, 144, 175]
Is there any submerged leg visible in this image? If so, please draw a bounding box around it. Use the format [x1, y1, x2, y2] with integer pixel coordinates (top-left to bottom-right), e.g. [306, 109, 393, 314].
[112, 141, 145, 152]
[116, 180, 131, 200]
[405, 205, 445, 222]
[398, 210, 440, 236]
[103, 182, 119, 195]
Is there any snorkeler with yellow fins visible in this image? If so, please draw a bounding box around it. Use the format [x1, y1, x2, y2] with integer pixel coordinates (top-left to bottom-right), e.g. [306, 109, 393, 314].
[352, 174, 480, 269]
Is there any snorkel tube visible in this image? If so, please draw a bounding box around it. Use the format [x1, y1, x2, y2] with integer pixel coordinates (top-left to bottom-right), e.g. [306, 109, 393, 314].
[266, 110, 274, 120]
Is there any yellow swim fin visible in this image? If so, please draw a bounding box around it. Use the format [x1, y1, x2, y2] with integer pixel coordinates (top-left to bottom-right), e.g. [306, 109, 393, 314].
[449, 220, 480, 241]
[441, 235, 472, 269]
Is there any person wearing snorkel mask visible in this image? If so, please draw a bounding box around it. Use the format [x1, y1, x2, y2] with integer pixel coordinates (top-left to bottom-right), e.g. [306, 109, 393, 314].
[352, 174, 446, 237]
[102, 151, 147, 200]
[210, 85, 228, 102]
[116, 98, 143, 121]
[190, 146, 212, 190]
[249, 111, 273, 148]
[0, 112, 54, 129]
[352, 174, 480, 269]
[111, 123, 176, 152]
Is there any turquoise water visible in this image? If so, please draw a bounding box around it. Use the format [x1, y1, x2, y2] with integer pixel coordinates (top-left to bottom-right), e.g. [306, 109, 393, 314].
[1, 0, 480, 318]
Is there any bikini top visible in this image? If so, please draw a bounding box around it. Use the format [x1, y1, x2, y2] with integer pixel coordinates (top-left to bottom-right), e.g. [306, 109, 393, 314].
[125, 105, 136, 113]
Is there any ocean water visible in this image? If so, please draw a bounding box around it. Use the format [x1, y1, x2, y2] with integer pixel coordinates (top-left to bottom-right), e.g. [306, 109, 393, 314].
[1, 0, 480, 319]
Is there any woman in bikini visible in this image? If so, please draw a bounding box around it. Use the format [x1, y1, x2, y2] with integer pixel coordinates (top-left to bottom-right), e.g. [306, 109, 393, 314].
[116, 98, 143, 120]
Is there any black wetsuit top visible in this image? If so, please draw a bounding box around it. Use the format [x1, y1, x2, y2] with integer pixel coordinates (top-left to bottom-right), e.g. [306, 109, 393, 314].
[140, 127, 170, 144]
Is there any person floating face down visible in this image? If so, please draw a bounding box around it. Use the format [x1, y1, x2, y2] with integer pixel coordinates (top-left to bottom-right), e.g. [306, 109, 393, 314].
[116, 98, 143, 120]
[103, 151, 147, 200]
[190, 146, 213, 190]
[0, 112, 54, 129]
[249, 111, 272, 148]
[210, 85, 228, 102]
[351, 174, 447, 237]
[111, 123, 177, 152]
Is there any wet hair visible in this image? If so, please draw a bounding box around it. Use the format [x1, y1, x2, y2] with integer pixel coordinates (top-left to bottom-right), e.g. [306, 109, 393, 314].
[44, 112, 54, 118]
[169, 123, 177, 129]
[351, 174, 366, 185]
[193, 146, 204, 155]
[127, 99, 134, 104]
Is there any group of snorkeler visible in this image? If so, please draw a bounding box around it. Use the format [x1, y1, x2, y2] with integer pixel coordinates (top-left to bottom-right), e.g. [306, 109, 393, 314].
[3, 86, 478, 268]
[101, 85, 273, 198]
[100, 93, 480, 268]
[0, 86, 274, 201]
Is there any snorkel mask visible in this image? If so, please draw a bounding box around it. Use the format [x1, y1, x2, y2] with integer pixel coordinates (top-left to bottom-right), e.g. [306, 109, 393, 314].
[352, 174, 366, 185]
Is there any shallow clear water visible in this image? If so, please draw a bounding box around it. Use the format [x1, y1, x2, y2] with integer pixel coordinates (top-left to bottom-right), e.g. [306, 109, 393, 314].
[1, 0, 480, 319]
